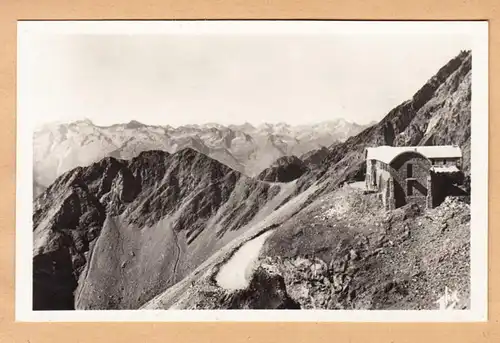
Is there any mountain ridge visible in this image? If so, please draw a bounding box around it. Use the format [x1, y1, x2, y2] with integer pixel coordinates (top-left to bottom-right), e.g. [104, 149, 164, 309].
[33, 119, 370, 195]
[33, 147, 300, 310]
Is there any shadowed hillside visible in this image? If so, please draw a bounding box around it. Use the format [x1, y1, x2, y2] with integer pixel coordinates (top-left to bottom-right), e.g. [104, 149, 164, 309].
[33, 148, 298, 310]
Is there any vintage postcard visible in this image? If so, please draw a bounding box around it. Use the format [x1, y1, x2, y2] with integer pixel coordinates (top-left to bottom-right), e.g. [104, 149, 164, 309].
[16, 20, 488, 322]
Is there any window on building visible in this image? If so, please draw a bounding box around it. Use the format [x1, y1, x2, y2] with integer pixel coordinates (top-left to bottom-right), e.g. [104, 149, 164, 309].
[407, 163, 413, 178]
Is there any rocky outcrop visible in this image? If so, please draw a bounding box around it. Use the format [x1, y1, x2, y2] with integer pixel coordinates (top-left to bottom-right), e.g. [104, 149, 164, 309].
[33, 181, 107, 310]
[227, 267, 301, 309]
[300, 146, 330, 168]
[257, 156, 309, 183]
[259, 186, 470, 310]
[175, 267, 301, 310]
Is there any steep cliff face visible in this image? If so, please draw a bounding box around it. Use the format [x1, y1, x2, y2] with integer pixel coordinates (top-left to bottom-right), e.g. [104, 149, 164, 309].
[257, 156, 309, 183]
[300, 146, 331, 168]
[33, 148, 296, 310]
[393, 51, 472, 173]
[33, 167, 108, 310]
[303, 50, 472, 192]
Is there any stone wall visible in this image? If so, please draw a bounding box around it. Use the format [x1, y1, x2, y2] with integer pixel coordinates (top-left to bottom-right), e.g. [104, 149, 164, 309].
[365, 160, 392, 193]
[366, 152, 434, 210]
[382, 176, 396, 211]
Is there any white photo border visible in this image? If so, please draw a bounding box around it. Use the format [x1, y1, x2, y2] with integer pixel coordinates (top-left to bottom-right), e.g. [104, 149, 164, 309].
[16, 20, 489, 322]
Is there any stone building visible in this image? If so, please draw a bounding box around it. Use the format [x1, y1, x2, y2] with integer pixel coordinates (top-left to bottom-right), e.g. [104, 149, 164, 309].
[365, 145, 463, 210]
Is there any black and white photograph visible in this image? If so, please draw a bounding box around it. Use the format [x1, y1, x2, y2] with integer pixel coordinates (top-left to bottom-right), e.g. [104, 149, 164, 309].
[16, 20, 488, 322]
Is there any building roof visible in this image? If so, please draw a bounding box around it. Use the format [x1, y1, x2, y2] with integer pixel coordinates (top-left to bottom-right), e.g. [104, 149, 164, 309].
[366, 145, 462, 164]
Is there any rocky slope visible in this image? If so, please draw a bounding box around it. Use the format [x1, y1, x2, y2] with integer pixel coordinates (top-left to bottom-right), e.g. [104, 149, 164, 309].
[33, 119, 368, 192]
[33, 148, 300, 310]
[259, 186, 470, 310]
[299, 50, 472, 194]
[257, 156, 309, 183]
[300, 146, 332, 168]
[141, 50, 473, 311]
[143, 185, 470, 311]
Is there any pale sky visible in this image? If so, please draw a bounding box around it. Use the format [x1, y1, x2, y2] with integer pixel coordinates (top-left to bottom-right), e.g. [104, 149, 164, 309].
[19, 23, 473, 128]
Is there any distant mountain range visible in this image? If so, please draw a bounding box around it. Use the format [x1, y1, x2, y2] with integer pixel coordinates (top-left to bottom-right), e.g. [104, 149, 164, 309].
[33, 119, 370, 196]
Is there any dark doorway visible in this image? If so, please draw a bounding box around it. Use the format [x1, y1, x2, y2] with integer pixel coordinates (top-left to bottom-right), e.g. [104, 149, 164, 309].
[394, 181, 406, 208]
[407, 164, 413, 178]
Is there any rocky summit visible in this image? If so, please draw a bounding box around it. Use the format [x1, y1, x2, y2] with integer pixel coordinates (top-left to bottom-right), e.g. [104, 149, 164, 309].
[33, 50, 472, 311]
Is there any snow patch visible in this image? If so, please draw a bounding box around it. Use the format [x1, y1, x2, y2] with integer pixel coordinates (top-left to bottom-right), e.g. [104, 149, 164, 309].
[216, 230, 274, 290]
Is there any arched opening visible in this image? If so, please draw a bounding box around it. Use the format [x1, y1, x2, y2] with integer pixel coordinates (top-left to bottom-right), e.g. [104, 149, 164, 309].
[389, 151, 432, 208]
